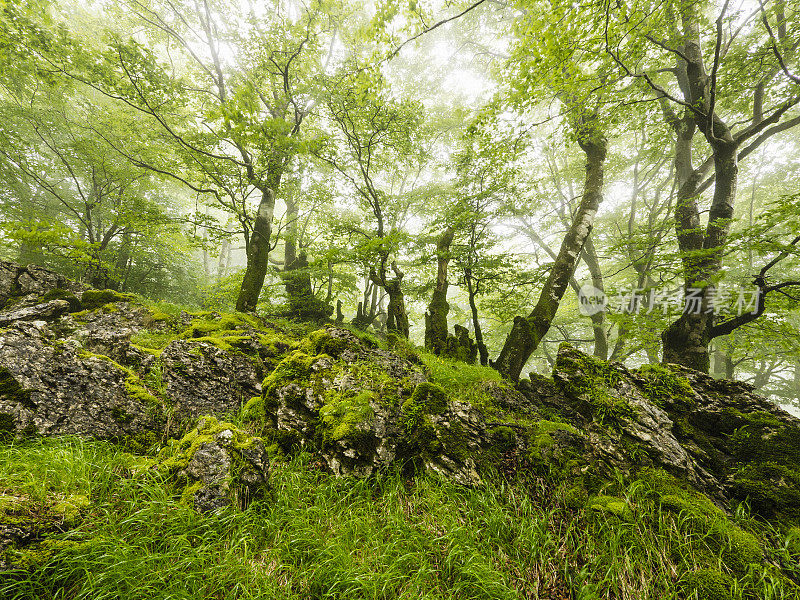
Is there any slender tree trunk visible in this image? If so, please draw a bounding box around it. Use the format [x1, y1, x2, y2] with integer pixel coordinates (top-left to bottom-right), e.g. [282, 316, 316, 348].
[425, 227, 454, 354]
[494, 122, 608, 381]
[236, 186, 275, 312]
[464, 268, 489, 366]
[581, 236, 608, 360]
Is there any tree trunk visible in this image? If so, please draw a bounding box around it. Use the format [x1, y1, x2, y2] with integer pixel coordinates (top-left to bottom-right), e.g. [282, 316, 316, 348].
[424, 226, 454, 354]
[581, 236, 608, 360]
[465, 268, 489, 366]
[236, 186, 275, 312]
[373, 262, 409, 338]
[494, 125, 607, 381]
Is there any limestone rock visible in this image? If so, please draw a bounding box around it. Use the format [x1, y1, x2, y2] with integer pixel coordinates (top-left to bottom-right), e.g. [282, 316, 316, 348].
[161, 339, 262, 421]
[160, 416, 269, 512]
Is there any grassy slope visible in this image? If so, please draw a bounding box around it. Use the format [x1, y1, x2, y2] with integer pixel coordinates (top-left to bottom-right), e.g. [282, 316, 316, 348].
[1, 438, 800, 600]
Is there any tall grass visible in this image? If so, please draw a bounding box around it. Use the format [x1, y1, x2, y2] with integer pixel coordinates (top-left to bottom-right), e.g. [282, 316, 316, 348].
[1, 440, 799, 599]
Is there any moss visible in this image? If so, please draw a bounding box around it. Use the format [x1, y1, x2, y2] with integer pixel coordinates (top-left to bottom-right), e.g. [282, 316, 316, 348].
[0, 366, 34, 410]
[78, 350, 163, 410]
[303, 328, 352, 357]
[402, 382, 448, 431]
[261, 350, 322, 400]
[159, 416, 264, 510]
[80, 289, 136, 310]
[556, 343, 636, 428]
[435, 419, 470, 462]
[110, 406, 133, 424]
[636, 363, 696, 409]
[51, 494, 90, 525]
[528, 420, 578, 449]
[242, 396, 266, 424]
[680, 569, 735, 600]
[642, 468, 763, 574]
[180, 312, 260, 339]
[564, 485, 589, 509]
[731, 461, 800, 521]
[39, 288, 83, 312]
[714, 522, 762, 573]
[586, 495, 633, 520]
[387, 332, 422, 364]
[160, 415, 258, 473]
[319, 389, 375, 442]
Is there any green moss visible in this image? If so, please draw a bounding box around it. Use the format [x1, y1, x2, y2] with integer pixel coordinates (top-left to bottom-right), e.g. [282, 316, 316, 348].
[642, 469, 763, 574]
[636, 363, 695, 409]
[586, 495, 633, 521]
[556, 344, 636, 427]
[528, 420, 578, 449]
[159, 416, 264, 510]
[180, 312, 260, 339]
[51, 494, 90, 525]
[731, 461, 800, 521]
[110, 406, 133, 424]
[435, 419, 470, 462]
[302, 328, 352, 357]
[242, 396, 266, 424]
[402, 382, 448, 431]
[680, 569, 735, 600]
[80, 289, 136, 310]
[319, 390, 375, 442]
[40, 288, 83, 312]
[78, 350, 163, 410]
[261, 350, 322, 400]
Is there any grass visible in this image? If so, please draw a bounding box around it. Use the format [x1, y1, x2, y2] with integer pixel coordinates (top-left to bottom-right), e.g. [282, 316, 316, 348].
[419, 351, 502, 396]
[3, 439, 799, 599]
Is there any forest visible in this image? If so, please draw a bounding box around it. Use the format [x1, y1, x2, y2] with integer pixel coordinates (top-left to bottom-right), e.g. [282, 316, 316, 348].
[1, 0, 800, 598]
[1, 0, 799, 403]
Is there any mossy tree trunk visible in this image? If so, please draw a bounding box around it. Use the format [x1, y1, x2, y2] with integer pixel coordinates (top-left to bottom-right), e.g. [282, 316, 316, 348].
[236, 185, 276, 313]
[372, 262, 409, 338]
[425, 226, 454, 354]
[494, 118, 607, 381]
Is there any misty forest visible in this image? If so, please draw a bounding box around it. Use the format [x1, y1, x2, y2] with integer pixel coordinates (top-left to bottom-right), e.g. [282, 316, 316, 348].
[1, 0, 800, 598]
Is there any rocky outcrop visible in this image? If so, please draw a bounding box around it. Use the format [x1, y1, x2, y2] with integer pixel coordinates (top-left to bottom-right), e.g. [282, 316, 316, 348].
[161, 340, 261, 423]
[0, 261, 85, 312]
[1, 259, 799, 523]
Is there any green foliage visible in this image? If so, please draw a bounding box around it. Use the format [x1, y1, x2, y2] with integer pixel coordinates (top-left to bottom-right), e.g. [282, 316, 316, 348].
[636, 363, 696, 409]
[557, 344, 637, 427]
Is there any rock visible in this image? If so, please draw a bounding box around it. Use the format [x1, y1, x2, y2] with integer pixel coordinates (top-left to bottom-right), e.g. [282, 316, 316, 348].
[0, 321, 166, 440]
[0, 261, 85, 312]
[0, 300, 70, 326]
[160, 340, 262, 422]
[159, 416, 269, 512]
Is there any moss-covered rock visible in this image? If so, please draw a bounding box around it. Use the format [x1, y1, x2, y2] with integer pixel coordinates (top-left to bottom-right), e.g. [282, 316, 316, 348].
[80, 289, 137, 310]
[159, 416, 269, 512]
[680, 568, 735, 600]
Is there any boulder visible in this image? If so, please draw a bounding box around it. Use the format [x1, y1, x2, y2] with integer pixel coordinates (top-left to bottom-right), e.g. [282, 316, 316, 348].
[158, 416, 269, 512]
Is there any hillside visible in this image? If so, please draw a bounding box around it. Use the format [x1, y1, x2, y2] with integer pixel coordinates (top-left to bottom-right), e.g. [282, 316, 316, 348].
[1, 260, 800, 599]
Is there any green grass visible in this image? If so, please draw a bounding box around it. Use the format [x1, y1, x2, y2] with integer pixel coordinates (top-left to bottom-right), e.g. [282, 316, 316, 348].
[419, 352, 502, 396]
[3, 439, 799, 599]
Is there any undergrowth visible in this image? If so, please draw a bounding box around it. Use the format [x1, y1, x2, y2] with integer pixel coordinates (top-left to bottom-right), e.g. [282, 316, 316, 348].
[3, 439, 799, 600]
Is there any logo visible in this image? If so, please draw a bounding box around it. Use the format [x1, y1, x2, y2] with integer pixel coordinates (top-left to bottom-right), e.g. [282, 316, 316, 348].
[578, 285, 607, 316]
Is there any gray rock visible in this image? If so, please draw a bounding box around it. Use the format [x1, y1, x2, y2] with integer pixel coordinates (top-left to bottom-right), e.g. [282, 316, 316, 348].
[161, 339, 262, 422]
[160, 416, 269, 512]
[0, 300, 70, 326]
